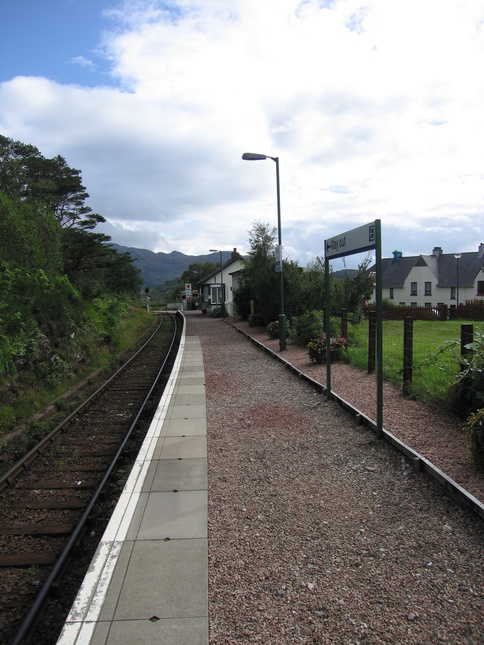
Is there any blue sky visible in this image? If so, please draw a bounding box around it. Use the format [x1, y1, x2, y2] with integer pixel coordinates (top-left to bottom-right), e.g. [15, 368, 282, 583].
[1, 0, 483, 268]
[0, 1, 116, 87]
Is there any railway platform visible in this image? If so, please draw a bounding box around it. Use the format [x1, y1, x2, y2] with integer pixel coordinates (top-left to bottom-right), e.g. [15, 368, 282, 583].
[58, 314, 208, 645]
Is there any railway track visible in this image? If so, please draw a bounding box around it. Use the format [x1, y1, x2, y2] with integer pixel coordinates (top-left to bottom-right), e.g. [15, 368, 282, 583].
[0, 311, 182, 644]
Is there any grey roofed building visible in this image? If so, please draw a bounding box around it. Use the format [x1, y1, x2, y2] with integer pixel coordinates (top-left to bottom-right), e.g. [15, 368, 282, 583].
[196, 249, 245, 316]
[372, 243, 484, 308]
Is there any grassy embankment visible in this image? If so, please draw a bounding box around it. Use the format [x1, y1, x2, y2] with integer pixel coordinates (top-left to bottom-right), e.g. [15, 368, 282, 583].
[0, 305, 155, 447]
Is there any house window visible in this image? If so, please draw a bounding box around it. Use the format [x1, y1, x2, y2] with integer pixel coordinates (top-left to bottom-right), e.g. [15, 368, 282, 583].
[478, 281, 484, 296]
[210, 285, 223, 305]
[425, 282, 432, 296]
[425, 302, 431, 308]
[410, 282, 417, 296]
[389, 288, 394, 299]
[411, 302, 417, 307]
[450, 287, 456, 300]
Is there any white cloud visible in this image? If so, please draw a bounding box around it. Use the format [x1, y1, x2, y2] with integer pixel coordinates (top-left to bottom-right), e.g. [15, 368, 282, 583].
[70, 56, 96, 71]
[1, 0, 484, 263]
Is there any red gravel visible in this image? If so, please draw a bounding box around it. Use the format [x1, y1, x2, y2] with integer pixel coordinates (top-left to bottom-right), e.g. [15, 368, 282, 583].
[186, 313, 484, 645]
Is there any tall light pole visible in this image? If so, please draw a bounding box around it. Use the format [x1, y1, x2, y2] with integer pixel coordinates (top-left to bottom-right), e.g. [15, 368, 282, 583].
[242, 152, 286, 351]
[210, 249, 225, 318]
[454, 253, 461, 311]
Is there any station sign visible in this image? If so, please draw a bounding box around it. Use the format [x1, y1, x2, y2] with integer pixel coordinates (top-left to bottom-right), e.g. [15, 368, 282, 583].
[185, 283, 192, 297]
[325, 221, 377, 260]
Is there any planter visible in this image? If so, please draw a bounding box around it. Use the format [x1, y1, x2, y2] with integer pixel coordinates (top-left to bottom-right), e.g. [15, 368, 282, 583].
[312, 347, 341, 364]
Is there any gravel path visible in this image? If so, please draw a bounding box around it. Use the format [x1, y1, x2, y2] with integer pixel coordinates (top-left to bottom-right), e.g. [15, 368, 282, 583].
[187, 313, 484, 644]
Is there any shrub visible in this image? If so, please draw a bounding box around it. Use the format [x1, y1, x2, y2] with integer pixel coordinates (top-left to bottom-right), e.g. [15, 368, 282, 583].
[457, 329, 484, 415]
[290, 311, 324, 346]
[266, 320, 279, 339]
[266, 319, 290, 339]
[463, 409, 484, 470]
[290, 311, 342, 347]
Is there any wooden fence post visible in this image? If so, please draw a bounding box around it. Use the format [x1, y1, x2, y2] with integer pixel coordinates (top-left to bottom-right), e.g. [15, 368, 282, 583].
[461, 324, 473, 366]
[403, 316, 413, 395]
[368, 310, 376, 374]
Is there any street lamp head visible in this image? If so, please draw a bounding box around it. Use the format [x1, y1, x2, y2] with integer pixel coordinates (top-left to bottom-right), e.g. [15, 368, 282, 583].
[209, 249, 218, 253]
[454, 253, 461, 259]
[242, 152, 268, 161]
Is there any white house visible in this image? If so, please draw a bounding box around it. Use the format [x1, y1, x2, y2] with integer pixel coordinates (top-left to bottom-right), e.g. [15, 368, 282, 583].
[197, 249, 246, 316]
[370, 243, 484, 308]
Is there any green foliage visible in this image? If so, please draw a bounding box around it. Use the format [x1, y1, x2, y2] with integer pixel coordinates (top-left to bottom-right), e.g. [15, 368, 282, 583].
[172, 260, 218, 301]
[232, 275, 252, 320]
[463, 409, 484, 470]
[307, 333, 347, 363]
[241, 221, 280, 325]
[0, 135, 142, 298]
[289, 311, 341, 346]
[289, 310, 324, 346]
[457, 329, 484, 415]
[0, 336, 16, 377]
[266, 320, 280, 339]
[0, 192, 63, 276]
[332, 254, 374, 316]
[0, 134, 149, 441]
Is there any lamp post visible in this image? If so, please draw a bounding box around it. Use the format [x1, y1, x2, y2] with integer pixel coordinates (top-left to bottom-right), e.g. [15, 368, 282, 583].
[210, 249, 225, 318]
[454, 253, 461, 311]
[242, 152, 286, 351]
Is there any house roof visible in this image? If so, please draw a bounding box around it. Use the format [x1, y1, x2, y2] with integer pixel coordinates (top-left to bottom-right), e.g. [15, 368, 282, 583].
[196, 253, 245, 286]
[379, 247, 484, 289]
[380, 256, 420, 288]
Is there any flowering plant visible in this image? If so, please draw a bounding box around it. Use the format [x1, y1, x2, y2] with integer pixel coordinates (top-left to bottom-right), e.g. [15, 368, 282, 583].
[463, 408, 484, 470]
[307, 333, 346, 362]
[267, 319, 290, 339]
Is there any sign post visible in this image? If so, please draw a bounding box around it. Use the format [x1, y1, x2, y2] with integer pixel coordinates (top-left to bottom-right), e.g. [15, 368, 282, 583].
[324, 220, 383, 438]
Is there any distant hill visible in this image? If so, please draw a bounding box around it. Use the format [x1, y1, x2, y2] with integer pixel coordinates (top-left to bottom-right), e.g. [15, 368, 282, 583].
[333, 268, 358, 280]
[111, 244, 233, 288]
[112, 244, 358, 289]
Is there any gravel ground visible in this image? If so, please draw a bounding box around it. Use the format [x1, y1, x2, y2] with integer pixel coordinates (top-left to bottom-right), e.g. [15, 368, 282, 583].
[186, 313, 484, 645]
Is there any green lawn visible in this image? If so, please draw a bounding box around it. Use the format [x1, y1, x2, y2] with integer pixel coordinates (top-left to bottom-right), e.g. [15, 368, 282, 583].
[345, 319, 482, 409]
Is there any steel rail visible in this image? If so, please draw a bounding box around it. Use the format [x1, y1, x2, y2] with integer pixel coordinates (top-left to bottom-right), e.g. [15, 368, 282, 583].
[11, 311, 181, 645]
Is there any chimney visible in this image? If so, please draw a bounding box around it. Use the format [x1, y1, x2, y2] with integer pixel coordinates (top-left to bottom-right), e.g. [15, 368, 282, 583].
[231, 247, 238, 259]
[479, 243, 484, 258]
[432, 246, 442, 257]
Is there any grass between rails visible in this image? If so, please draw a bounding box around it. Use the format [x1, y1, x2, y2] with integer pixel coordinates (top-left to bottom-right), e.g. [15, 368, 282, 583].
[345, 319, 483, 410]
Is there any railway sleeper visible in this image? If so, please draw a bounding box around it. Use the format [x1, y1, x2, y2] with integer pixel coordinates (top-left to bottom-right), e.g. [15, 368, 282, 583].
[21, 479, 99, 489]
[0, 523, 74, 536]
[0, 551, 59, 566]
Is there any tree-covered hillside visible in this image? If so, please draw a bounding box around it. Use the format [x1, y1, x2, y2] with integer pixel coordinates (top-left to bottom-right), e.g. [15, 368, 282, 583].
[0, 134, 146, 437]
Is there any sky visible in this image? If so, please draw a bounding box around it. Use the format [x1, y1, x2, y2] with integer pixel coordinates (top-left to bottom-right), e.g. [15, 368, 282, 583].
[1, 0, 483, 270]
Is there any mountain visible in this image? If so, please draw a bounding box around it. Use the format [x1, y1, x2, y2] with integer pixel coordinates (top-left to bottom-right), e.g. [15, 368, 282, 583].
[111, 244, 233, 288]
[112, 244, 358, 289]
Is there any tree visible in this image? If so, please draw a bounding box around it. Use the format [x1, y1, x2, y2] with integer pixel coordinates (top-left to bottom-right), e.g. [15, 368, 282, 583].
[171, 261, 218, 300]
[0, 136, 95, 230]
[234, 221, 279, 324]
[0, 191, 63, 277]
[0, 135, 142, 297]
[332, 254, 374, 316]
